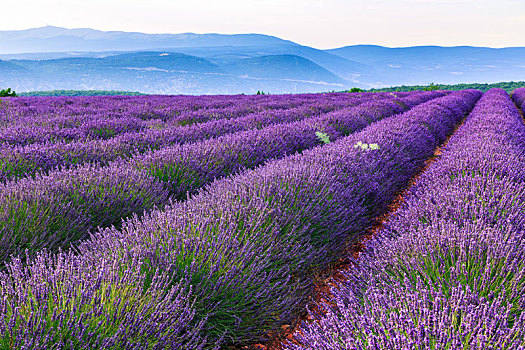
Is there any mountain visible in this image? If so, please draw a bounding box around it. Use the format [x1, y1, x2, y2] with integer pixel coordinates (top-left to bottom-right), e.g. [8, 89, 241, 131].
[1, 26, 525, 94]
[0, 52, 348, 94]
[164, 44, 371, 82]
[219, 55, 347, 93]
[328, 45, 525, 87]
[0, 26, 297, 54]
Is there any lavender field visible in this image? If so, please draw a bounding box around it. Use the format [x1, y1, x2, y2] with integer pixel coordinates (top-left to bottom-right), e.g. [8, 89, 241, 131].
[0, 88, 523, 349]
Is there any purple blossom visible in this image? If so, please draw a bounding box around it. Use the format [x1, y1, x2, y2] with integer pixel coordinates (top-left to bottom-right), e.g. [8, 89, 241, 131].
[0, 90, 483, 348]
[288, 89, 525, 349]
[0, 92, 395, 182]
[0, 91, 441, 263]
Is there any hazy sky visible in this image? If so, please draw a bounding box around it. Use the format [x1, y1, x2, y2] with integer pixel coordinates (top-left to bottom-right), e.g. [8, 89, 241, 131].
[1, 0, 525, 48]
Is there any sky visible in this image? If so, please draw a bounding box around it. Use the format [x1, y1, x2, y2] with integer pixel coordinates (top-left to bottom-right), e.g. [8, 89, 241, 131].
[1, 0, 525, 49]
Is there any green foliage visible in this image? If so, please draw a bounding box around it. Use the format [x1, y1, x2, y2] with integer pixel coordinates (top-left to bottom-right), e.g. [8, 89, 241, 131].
[315, 131, 330, 144]
[256, 90, 269, 95]
[353, 141, 380, 150]
[369, 81, 525, 93]
[0, 88, 17, 97]
[91, 127, 116, 139]
[347, 87, 364, 93]
[423, 83, 439, 91]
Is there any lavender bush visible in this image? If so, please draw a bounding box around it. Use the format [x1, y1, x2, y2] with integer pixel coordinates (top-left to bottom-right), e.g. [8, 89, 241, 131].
[73, 90, 477, 345]
[0, 92, 387, 182]
[288, 89, 525, 349]
[0, 91, 439, 262]
[511, 87, 525, 110]
[0, 251, 210, 349]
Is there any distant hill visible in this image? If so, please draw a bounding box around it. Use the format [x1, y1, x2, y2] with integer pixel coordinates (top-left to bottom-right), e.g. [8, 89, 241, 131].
[169, 45, 371, 83]
[0, 26, 297, 54]
[1, 26, 525, 94]
[219, 55, 347, 93]
[328, 45, 525, 87]
[1, 51, 348, 94]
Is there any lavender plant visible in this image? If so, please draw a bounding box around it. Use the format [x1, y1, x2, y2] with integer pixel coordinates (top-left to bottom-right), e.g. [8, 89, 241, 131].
[0, 91, 440, 263]
[0, 92, 385, 182]
[511, 87, 525, 110]
[71, 90, 478, 345]
[0, 90, 482, 348]
[0, 162, 169, 262]
[0, 251, 210, 349]
[288, 89, 525, 349]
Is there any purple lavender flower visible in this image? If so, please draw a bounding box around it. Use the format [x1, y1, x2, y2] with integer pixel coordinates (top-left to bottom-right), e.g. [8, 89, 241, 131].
[289, 89, 525, 349]
[0, 90, 481, 348]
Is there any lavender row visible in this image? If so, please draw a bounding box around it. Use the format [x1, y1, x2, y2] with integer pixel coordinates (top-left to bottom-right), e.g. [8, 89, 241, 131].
[165, 92, 391, 126]
[131, 90, 445, 199]
[73, 89, 480, 345]
[0, 116, 163, 146]
[0, 95, 311, 146]
[512, 87, 525, 111]
[289, 89, 525, 349]
[0, 92, 379, 130]
[0, 92, 403, 182]
[0, 93, 375, 146]
[0, 90, 479, 348]
[0, 91, 440, 263]
[0, 93, 325, 126]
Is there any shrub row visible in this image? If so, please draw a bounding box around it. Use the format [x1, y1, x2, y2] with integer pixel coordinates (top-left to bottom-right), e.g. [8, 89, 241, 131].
[0, 90, 479, 348]
[289, 89, 525, 349]
[0, 92, 387, 182]
[0, 91, 440, 263]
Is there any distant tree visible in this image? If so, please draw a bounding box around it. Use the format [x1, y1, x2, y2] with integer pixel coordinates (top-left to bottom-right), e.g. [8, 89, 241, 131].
[423, 83, 439, 91]
[348, 87, 364, 93]
[0, 88, 17, 97]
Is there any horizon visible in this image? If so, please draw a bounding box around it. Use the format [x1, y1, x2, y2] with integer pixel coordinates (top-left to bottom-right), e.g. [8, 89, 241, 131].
[1, 0, 524, 49]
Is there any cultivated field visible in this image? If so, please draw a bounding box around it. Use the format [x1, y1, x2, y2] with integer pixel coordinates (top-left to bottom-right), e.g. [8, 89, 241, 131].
[0, 88, 522, 348]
